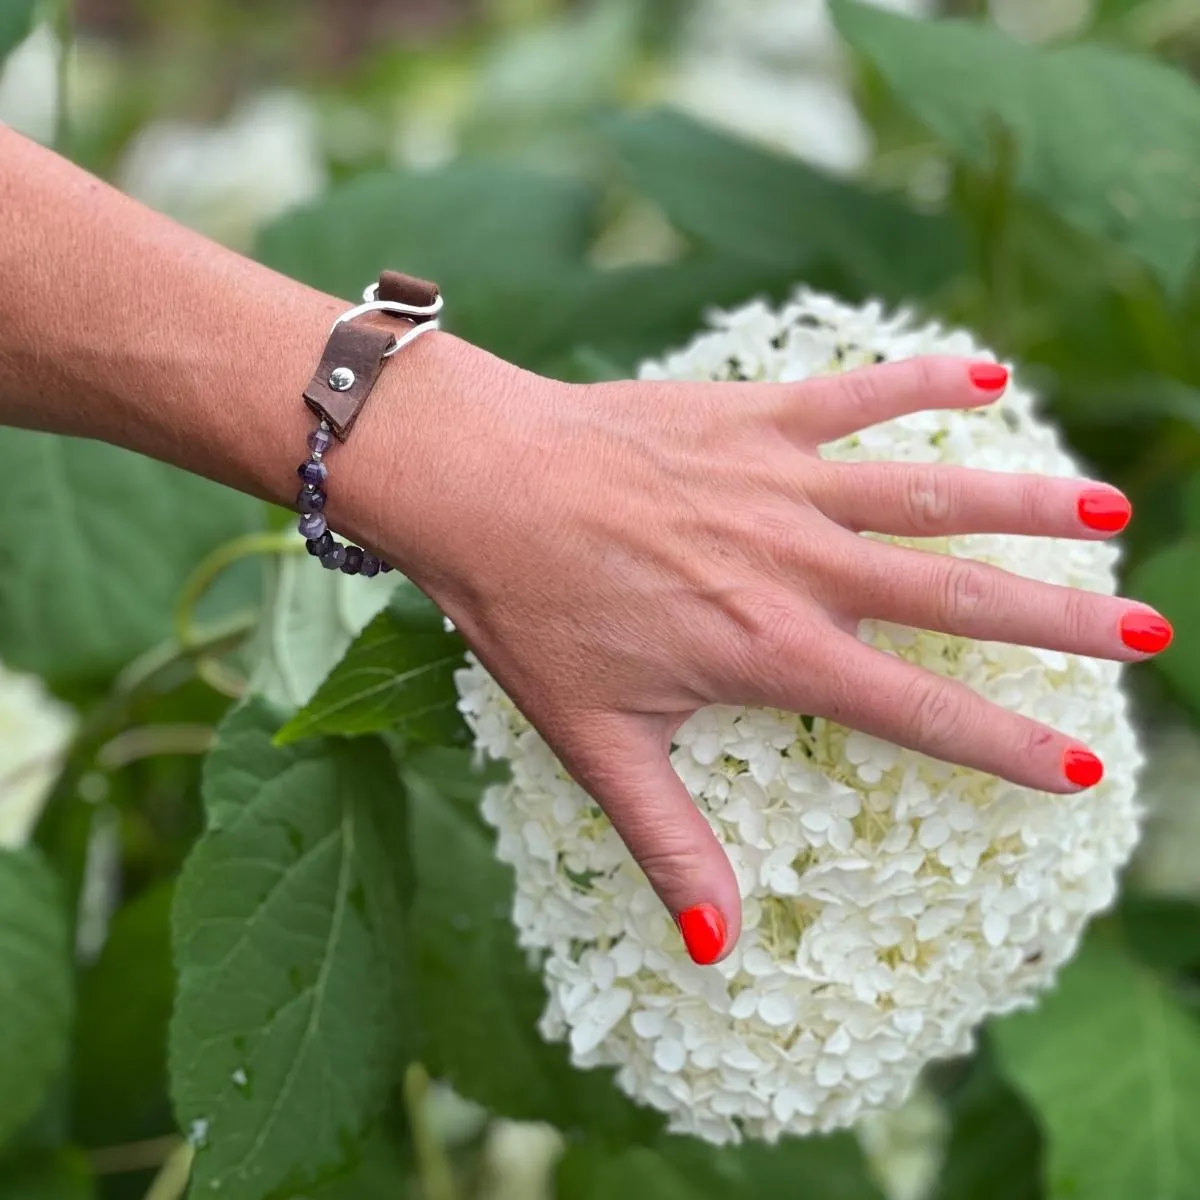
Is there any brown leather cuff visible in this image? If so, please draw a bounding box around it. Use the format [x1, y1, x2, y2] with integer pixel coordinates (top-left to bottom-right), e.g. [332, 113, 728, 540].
[303, 271, 440, 440]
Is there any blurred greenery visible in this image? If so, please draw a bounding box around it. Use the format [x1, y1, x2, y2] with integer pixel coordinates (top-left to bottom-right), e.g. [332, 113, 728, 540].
[5, 0, 1200, 1198]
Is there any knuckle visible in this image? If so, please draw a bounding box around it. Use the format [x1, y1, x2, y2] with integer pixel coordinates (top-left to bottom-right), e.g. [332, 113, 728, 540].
[938, 558, 994, 619]
[905, 677, 970, 750]
[902, 467, 957, 533]
[837, 366, 885, 420]
[1058, 586, 1094, 646]
[1018, 475, 1054, 529]
[636, 841, 712, 895]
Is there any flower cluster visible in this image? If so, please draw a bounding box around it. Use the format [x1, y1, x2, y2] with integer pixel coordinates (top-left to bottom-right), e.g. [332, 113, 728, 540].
[0, 661, 75, 849]
[456, 290, 1142, 1143]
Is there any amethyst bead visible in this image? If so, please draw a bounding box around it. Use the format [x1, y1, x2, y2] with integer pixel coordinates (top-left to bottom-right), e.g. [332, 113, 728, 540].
[307, 427, 333, 454]
[297, 487, 327, 514]
[306, 531, 334, 557]
[321, 544, 347, 571]
[379, 562, 393, 574]
[360, 552, 380, 578]
[341, 546, 364, 576]
[297, 459, 328, 487]
[298, 512, 327, 540]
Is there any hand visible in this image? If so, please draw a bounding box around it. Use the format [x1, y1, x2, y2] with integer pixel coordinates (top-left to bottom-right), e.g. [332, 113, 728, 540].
[347, 338, 1168, 964]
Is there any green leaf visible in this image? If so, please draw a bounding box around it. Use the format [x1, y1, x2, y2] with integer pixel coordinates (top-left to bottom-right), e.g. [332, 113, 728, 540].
[831, 0, 1200, 294]
[0, 849, 73, 1154]
[992, 931, 1200, 1200]
[556, 1132, 885, 1200]
[1128, 538, 1200, 718]
[0, 432, 263, 679]
[933, 1049, 1043, 1200]
[404, 747, 659, 1141]
[0, 0, 36, 63]
[0, 1149, 95, 1200]
[246, 554, 405, 714]
[607, 109, 966, 302]
[170, 700, 416, 1200]
[298, 1129, 411, 1199]
[1118, 894, 1200, 975]
[274, 584, 467, 748]
[72, 884, 175, 1145]
[255, 163, 598, 363]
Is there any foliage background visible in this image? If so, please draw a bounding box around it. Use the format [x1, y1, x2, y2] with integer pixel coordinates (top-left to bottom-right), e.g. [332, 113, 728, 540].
[3, 0, 1200, 1197]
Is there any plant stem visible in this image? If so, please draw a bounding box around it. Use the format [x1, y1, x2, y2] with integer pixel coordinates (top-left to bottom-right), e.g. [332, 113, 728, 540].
[142, 1142, 193, 1200]
[90, 1135, 181, 1176]
[53, 0, 73, 156]
[173, 532, 302, 651]
[97, 724, 215, 770]
[404, 1063, 458, 1200]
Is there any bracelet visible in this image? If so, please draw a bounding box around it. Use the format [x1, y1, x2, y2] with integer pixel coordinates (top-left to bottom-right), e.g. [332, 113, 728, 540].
[295, 271, 443, 576]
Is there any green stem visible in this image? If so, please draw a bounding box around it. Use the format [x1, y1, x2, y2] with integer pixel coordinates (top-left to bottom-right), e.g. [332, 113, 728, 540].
[173, 531, 302, 650]
[404, 1063, 458, 1200]
[142, 1143, 192, 1200]
[53, 0, 73, 156]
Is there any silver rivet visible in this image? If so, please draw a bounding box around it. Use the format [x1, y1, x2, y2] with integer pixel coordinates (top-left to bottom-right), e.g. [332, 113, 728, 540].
[329, 366, 355, 391]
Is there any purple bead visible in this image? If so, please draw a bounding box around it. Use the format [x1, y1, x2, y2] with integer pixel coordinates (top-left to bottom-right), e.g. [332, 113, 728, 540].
[341, 546, 364, 576]
[297, 459, 327, 487]
[360, 552, 380, 578]
[321, 544, 347, 571]
[298, 512, 327, 540]
[306, 531, 334, 557]
[307, 427, 333, 454]
[297, 487, 327, 514]
[379, 562, 393, 574]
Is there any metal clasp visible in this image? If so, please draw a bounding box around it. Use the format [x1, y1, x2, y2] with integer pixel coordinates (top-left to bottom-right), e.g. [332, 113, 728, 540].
[329, 284, 445, 358]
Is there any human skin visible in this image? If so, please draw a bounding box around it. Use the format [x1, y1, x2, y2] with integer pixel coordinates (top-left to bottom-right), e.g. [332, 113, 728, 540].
[0, 128, 1171, 964]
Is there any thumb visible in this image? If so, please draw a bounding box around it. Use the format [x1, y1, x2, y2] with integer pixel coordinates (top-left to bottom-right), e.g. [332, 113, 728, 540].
[572, 716, 742, 965]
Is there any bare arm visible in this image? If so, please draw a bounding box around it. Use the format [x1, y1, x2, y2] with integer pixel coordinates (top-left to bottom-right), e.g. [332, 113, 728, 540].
[0, 127, 1167, 965]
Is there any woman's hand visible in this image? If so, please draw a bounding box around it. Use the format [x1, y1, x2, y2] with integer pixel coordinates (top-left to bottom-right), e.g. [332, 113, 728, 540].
[349, 337, 1169, 965]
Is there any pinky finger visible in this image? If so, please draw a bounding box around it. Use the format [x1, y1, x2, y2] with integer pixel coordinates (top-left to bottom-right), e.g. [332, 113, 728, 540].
[802, 636, 1103, 794]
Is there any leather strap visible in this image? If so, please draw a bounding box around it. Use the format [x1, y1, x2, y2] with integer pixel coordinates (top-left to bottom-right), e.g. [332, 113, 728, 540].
[303, 271, 440, 440]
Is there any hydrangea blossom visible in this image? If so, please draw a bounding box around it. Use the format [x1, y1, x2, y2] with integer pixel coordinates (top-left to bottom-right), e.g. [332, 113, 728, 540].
[456, 290, 1142, 1143]
[0, 661, 75, 848]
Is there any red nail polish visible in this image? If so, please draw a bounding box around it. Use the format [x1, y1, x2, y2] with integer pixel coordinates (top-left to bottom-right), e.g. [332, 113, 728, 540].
[1077, 488, 1131, 533]
[1120, 610, 1173, 654]
[968, 363, 1009, 392]
[677, 904, 726, 965]
[1063, 747, 1104, 788]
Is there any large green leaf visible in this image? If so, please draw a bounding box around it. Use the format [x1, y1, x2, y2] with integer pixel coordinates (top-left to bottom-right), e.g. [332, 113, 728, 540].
[404, 747, 658, 1142]
[72, 884, 175, 1145]
[274, 584, 467, 748]
[556, 1132, 885, 1200]
[170, 700, 415, 1200]
[1128, 538, 1200, 718]
[0, 850, 73, 1154]
[0, 432, 263, 678]
[299, 1129, 410, 1199]
[255, 163, 598, 363]
[832, 0, 1200, 294]
[992, 931, 1200, 1200]
[607, 109, 966, 303]
[933, 1049, 1043, 1200]
[0, 1150, 94, 1200]
[246, 553, 404, 714]
[0, 0, 36, 62]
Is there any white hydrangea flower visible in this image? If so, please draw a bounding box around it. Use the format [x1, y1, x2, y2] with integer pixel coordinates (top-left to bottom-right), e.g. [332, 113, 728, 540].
[0, 662, 75, 848]
[457, 289, 1143, 1143]
[117, 91, 326, 249]
[665, 0, 933, 174]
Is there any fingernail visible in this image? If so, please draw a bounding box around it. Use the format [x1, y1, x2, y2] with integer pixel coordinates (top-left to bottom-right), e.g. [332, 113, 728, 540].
[1120, 610, 1173, 654]
[1077, 488, 1131, 533]
[968, 362, 1009, 392]
[1063, 747, 1104, 788]
[677, 904, 726, 965]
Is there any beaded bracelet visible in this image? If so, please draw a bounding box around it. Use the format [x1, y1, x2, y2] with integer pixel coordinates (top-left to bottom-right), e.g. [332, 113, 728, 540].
[295, 271, 443, 576]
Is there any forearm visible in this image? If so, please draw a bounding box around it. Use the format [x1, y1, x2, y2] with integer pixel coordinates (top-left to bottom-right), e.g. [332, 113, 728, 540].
[0, 126, 483, 560]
